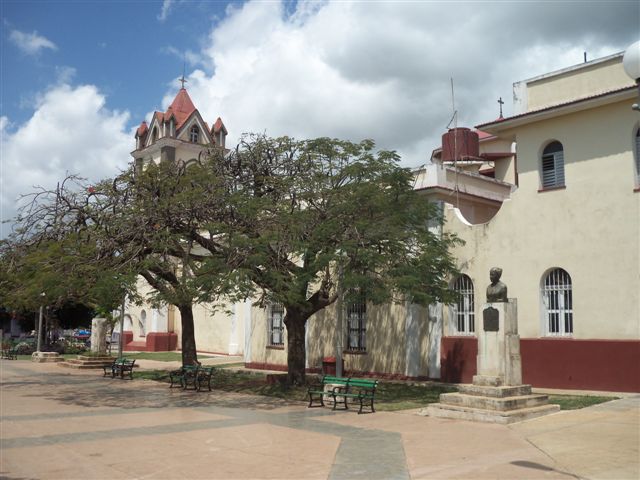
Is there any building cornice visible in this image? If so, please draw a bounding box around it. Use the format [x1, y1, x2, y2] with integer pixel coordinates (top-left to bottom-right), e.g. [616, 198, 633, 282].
[477, 86, 635, 133]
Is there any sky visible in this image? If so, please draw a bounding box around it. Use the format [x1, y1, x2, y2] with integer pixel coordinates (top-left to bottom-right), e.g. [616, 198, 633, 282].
[1, 0, 638, 238]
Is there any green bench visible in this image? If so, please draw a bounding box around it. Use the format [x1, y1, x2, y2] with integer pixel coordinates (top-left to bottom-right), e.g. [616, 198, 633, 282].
[1, 347, 18, 360]
[308, 375, 349, 408]
[103, 358, 136, 379]
[308, 375, 379, 414]
[169, 365, 215, 392]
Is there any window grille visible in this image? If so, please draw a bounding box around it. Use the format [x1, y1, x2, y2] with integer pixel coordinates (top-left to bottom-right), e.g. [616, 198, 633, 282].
[541, 141, 565, 188]
[452, 275, 475, 334]
[346, 296, 366, 352]
[190, 125, 199, 143]
[542, 268, 573, 336]
[268, 303, 285, 346]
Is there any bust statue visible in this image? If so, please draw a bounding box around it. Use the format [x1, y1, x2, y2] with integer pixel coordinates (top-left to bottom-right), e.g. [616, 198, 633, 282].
[486, 267, 508, 302]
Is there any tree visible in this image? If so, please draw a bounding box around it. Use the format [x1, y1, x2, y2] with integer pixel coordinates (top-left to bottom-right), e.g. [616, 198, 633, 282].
[5, 165, 211, 365]
[180, 135, 462, 384]
[0, 233, 131, 344]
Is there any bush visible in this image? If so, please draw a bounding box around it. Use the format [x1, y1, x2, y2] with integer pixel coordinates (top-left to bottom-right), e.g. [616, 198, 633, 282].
[14, 342, 35, 355]
[61, 338, 88, 354]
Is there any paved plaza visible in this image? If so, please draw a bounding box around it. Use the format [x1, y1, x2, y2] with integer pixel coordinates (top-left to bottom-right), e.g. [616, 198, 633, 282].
[0, 361, 638, 480]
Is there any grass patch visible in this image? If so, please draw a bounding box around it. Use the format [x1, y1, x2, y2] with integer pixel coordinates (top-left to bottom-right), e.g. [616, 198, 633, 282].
[137, 369, 455, 410]
[119, 352, 183, 362]
[374, 382, 457, 411]
[548, 395, 617, 410]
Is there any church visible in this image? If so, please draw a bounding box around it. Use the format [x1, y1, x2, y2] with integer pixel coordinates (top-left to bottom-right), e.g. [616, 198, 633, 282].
[120, 50, 640, 392]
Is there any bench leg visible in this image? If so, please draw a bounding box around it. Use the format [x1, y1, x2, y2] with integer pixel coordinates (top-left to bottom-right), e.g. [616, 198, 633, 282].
[331, 393, 348, 411]
[307, 392, 322, 408]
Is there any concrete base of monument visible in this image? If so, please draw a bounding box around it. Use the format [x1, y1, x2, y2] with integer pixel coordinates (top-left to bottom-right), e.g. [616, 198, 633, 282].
[31, 352, 63, 363]
[419, 383, 560, 424]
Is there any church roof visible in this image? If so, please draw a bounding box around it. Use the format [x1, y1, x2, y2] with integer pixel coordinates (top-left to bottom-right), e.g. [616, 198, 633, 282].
[165, 88, 197, 130]
[213, 117, 227, 134]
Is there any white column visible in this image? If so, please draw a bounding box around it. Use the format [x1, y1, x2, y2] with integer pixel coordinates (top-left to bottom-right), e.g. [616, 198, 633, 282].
[427, 303, 443, 379]
[150, 308, 168, 333]
[228, 303, 239, 355]
[243, 299, 252, 363]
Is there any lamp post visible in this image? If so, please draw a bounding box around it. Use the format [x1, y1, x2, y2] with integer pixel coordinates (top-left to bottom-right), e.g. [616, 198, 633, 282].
[117, 292, 126, 359]
[36, 292, 45, 352]
[336, 262, 344, 377]
[622, 40, 640, 111]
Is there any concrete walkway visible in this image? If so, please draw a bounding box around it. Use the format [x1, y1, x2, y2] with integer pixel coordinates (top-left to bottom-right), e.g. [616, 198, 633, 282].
[1, 360, 638, 480]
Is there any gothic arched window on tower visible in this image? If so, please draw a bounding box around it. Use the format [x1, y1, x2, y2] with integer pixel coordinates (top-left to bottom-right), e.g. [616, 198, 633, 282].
[190, 125, 199, 143]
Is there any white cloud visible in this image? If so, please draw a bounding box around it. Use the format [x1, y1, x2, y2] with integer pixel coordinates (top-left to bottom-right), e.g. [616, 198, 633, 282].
[161, 45, 204, 69]
[0, 83, 132, 238]
[158, 0, 174, 23]
[171, 0, 636, 168]
[9, 29, 57, 55]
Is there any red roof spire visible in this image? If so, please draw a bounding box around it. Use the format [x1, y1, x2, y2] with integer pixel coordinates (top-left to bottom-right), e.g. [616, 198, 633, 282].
[166, 88, 196, 130]
[136, 120, 148, 137]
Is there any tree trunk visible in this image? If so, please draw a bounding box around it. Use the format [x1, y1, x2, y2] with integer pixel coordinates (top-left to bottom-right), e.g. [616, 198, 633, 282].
[285, 314, 307, 385]
[178, 304, 198, 366]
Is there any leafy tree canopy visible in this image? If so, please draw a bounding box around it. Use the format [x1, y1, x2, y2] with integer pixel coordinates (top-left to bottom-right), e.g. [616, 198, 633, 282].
[169, 134, 462, 383]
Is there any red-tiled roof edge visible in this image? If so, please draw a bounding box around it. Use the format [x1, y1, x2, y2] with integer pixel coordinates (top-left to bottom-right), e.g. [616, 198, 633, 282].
[476, 85, 635, 129]
[136, 121, 148, 137]
[213, 117, 227, 134]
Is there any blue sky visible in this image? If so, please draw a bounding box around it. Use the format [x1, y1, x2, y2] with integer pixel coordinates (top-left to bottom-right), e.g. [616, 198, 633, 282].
[1, 0, 638, 238]
[2, 0, 229, 126]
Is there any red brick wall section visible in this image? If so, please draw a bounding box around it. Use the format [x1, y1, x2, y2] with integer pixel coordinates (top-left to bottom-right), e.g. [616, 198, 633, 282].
[145, 332, 178, 352]
[440, 336, 478, 384]
[440, 337, 640, 392]
[122, 331, 134, 346]
[244, 362, 431, 381]
[245, 362, 288, 372]
[520, 339, 640, 393]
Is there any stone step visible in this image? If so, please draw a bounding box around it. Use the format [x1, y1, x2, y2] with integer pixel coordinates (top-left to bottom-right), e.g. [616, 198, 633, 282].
[439, 392, 551, 411]
[58, 362, 109, 369]
[31, 352, 63, 363]
[419, 403, 561, 424]
[76, 355, 114, 361]
[64, 358, 114, 365]
[458, 384, 532, 398]
[58, 355, 116, 369]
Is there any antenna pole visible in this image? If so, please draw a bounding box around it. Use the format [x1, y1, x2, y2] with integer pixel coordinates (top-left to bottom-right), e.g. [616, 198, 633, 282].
[451, 78, 459, 207]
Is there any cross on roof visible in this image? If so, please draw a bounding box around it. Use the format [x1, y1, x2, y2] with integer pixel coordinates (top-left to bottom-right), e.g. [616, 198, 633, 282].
[497, 97, 504, 118]
[179, 73, 188, 89]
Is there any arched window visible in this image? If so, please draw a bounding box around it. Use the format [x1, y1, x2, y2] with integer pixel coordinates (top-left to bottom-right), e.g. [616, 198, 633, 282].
[151, 127, 158, 143]
[635, 129, 640, 186]
[541, 141, 565, 189]
[346, 293, 367, 352]
[189, 125, 199, 143]
[541, 268, 573, 336]
[268, 303, 284, 346]
[452, 274, 475, 334]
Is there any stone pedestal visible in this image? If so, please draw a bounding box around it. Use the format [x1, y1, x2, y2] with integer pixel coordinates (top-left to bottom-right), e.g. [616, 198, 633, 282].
[91, 318, 108, 355]
[31, 351, 63, 363]
[474, 301, 521, 387]
[421, 299, 559, 424]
